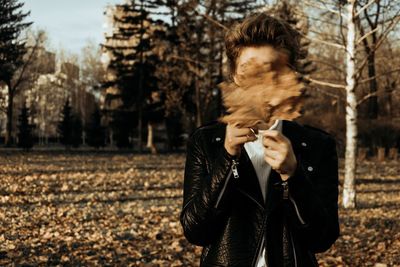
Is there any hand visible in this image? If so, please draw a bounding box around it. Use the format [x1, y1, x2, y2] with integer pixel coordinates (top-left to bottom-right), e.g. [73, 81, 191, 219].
[262, 130, 297, 181]
[224, 123, 257, 157]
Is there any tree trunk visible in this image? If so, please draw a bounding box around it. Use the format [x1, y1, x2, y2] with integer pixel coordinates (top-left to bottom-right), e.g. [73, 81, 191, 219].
[5, 86, 14, 146]
[367, 50, 378, 119]
[138, 104, 143, 152]
[388, 148, 398, 160]
[137, 1, 145, 153]
[376, 147, 385, 162]
[357, 147, 368, 161]
[146, 122, 157, 154]
[343, 1, 358, 209]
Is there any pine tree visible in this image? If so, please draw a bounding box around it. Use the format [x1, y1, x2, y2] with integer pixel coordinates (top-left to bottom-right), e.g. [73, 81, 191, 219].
[17, 101, 34, 150]
[110, 110, 134, 149]
[102, 0, 164, 150]
[0, 0, 32, 145]
[86, 106, 106, 149]
[71, 115, 82, 148]
[57, 99, 73, 149]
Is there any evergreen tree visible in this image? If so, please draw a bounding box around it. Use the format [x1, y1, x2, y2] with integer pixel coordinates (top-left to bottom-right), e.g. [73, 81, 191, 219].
[110, 110, 134, 149]
[86, 106, 106, 149]
[57, 99, 73, 148]
[102, 0, 164, 150]
[0, 0, 32, 145]
[71, 115, 82, 148]
[17, 101, 34, 150]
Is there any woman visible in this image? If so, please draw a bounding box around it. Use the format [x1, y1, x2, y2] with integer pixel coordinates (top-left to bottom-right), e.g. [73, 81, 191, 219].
[180, 12, 340, 267]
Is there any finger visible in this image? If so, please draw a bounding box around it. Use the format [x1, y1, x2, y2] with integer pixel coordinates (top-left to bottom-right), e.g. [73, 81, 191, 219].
[232, 135, 257, 146]
[262, 130, 286, 143]
[226, 126, 254, 142]
[264, 139, 288, 157]
[262, 137, 282, 151]
[264, 156, 281, 170]
[233, 127, 256, 137]
[263, 148, 282, 161]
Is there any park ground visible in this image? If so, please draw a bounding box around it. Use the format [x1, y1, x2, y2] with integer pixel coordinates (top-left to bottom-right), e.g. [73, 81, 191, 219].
[0, 152, 399, 266]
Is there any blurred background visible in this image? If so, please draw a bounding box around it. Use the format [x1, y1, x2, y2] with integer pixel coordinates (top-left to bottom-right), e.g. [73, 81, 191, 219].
[0, 0, 399, 266]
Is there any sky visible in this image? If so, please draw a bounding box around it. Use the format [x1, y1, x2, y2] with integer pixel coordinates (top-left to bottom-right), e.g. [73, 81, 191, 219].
[22, 0, 124, 56]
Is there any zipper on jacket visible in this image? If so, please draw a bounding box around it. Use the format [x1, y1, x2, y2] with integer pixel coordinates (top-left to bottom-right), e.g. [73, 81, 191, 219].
[282, 181, 306, 225]
[282, 181, 289, 200]
[288, 195, 306, 225]
[214, 158, 238, 209]
[231, 158, 239, 179]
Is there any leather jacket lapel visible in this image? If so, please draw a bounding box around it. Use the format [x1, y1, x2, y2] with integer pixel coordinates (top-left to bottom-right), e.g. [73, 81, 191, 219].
[235, 146, 266, 209]
[209, 120, 305, 213]
[211, 122, 266, 210]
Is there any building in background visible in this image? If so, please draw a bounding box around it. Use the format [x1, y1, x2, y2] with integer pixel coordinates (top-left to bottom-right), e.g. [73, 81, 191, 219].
[0, 47, 97, 145]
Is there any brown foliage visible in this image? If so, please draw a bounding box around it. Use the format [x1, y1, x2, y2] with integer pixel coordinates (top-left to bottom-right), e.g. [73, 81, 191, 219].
[218, 58, 305, 130]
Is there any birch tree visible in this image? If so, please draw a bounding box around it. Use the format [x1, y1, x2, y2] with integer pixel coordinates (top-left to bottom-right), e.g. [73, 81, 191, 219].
[301, 0, 400, 208]
[343, 0, 358, 209]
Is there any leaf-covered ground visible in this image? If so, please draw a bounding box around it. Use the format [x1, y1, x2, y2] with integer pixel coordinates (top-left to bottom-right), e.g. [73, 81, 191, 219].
[0, 151, 399, 266]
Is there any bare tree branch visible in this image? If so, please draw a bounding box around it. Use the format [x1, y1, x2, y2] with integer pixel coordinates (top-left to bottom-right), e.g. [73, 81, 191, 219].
[356, 91, 377, 107]
[357, 27, 379, 45]
[355, 10, 400, 81]
[192, 9, 228, 31]
[358, 68, 400, 84]
[355, 0, 377, 17]
[304, 0, 346, 18]
[308, 85, 344, 100]
[293, 10, 346, 27]
[303, 76, 346, 89]
[300, 31, 346, 50]
[339, 4, 347, 47]
[311, 59, 346, 74]
[11, 33, 43, 94]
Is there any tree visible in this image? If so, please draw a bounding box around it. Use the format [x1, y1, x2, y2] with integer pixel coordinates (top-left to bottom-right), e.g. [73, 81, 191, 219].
[173, 0, 262, 129]
[71, 115, 82, 148]
[0, 0, 33, 145]
[301, 0, 400, 208]
[86, 106, 106, 149]
[80, 40, 106, 92]
[17, 101, 34, 150]
[58, 99, 73, 149]
[355, 0, 400, 118]
[102, 0, 164, 151]
[110, 110, 134, 149]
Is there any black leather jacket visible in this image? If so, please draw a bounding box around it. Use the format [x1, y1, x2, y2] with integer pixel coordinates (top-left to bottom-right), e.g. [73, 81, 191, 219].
[180, 120, 340, 267]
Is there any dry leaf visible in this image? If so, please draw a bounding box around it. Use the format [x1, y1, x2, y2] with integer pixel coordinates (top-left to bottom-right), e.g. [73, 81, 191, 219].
[219, 58, 305, 130]
[0, 153, 398, 266]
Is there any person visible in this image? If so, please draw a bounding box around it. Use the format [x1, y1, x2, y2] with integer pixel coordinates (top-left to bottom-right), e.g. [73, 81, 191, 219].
[179, 12, 340, 267]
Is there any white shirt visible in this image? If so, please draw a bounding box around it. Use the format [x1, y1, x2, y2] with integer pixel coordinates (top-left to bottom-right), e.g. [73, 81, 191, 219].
[244, 119, 283, 267]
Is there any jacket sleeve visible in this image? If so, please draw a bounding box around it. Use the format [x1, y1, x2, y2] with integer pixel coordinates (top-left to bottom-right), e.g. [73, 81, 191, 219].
[283, 134, 340, 253]
[179, 130, 236, 246]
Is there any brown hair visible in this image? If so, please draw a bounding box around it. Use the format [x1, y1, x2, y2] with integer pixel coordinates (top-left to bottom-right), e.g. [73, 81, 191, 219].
[225, 12, 302, 78]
